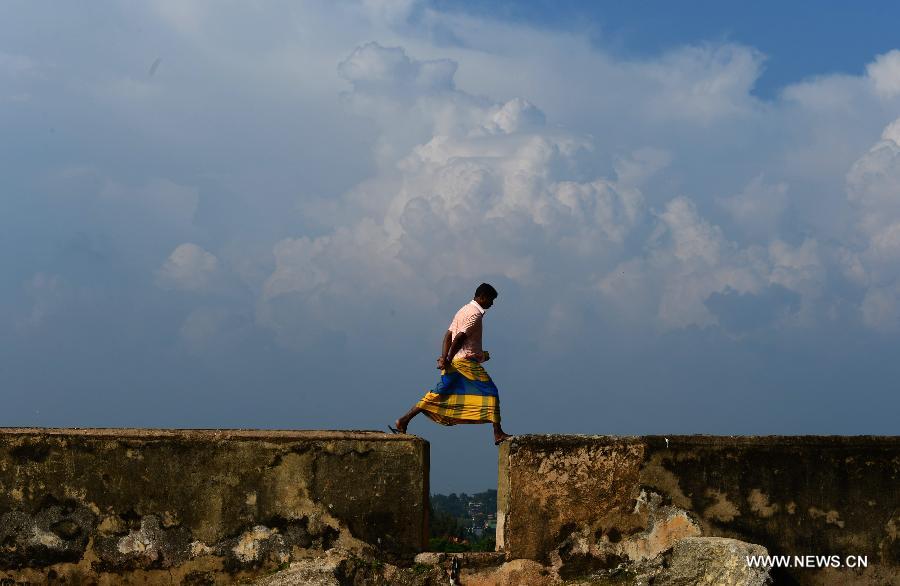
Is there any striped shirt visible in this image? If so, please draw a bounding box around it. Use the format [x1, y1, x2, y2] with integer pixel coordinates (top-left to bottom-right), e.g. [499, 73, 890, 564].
[449, 300, 486, 362]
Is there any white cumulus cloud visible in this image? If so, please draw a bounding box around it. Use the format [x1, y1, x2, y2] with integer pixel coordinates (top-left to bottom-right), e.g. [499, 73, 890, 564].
[156, 243, 222, 292]
[867, 49, 900, 99]
[599, 196, 823, 331]
[338, 41, 457, 94]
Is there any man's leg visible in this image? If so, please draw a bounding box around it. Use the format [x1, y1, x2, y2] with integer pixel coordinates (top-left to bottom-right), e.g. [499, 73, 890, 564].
[394, 406, 423, 433]
[493, 421, 511, 445]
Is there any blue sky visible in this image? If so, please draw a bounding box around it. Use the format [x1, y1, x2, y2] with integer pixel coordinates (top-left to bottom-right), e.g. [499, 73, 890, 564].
[435, 1, 900, 98]
[2, 1, 900, 493]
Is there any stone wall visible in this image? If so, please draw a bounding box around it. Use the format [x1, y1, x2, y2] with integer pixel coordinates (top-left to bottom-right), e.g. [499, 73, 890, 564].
[5, 429, 897, 585]
[0, 428, 429, 585]
[497, 434, 900, 585]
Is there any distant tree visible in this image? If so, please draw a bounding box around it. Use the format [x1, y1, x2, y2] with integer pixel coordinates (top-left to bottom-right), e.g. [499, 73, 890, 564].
[428, 490, 499, 552]
[428, 503, 466, 539]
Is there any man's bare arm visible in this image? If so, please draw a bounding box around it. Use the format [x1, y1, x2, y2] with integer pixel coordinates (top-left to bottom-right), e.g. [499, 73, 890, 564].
[441, 330, 452, 357]
[438, 331, 466, 369]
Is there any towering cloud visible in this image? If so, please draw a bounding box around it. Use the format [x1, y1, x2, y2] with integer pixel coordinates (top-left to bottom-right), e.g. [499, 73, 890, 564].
[2, 3, 899, 485]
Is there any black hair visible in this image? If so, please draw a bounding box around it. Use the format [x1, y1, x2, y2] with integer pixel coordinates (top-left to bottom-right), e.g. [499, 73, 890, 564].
[475, 282, 498, 299]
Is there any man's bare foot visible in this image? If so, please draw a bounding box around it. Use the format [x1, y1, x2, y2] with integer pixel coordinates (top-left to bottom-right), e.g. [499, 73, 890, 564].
[494, 432, 512, 446]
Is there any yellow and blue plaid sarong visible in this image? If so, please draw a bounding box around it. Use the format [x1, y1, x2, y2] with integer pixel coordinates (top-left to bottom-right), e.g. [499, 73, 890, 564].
[416, 359, 500, 425]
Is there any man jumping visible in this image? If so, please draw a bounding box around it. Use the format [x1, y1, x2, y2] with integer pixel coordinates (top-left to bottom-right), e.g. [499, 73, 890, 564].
[391, 283, 512, 446]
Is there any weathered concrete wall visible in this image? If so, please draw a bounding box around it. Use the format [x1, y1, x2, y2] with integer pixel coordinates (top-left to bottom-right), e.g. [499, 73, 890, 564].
[0, 428, 429, 585]
[498, 435, 900, 585]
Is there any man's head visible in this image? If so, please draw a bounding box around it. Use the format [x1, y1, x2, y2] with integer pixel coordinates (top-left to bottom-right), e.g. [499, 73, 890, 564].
[474, 282, 498, 309]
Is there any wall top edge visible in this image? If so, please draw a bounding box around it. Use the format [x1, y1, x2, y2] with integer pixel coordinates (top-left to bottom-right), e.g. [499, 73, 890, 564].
[506, 433, 900, 447]
[0, 427, 428, 443]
